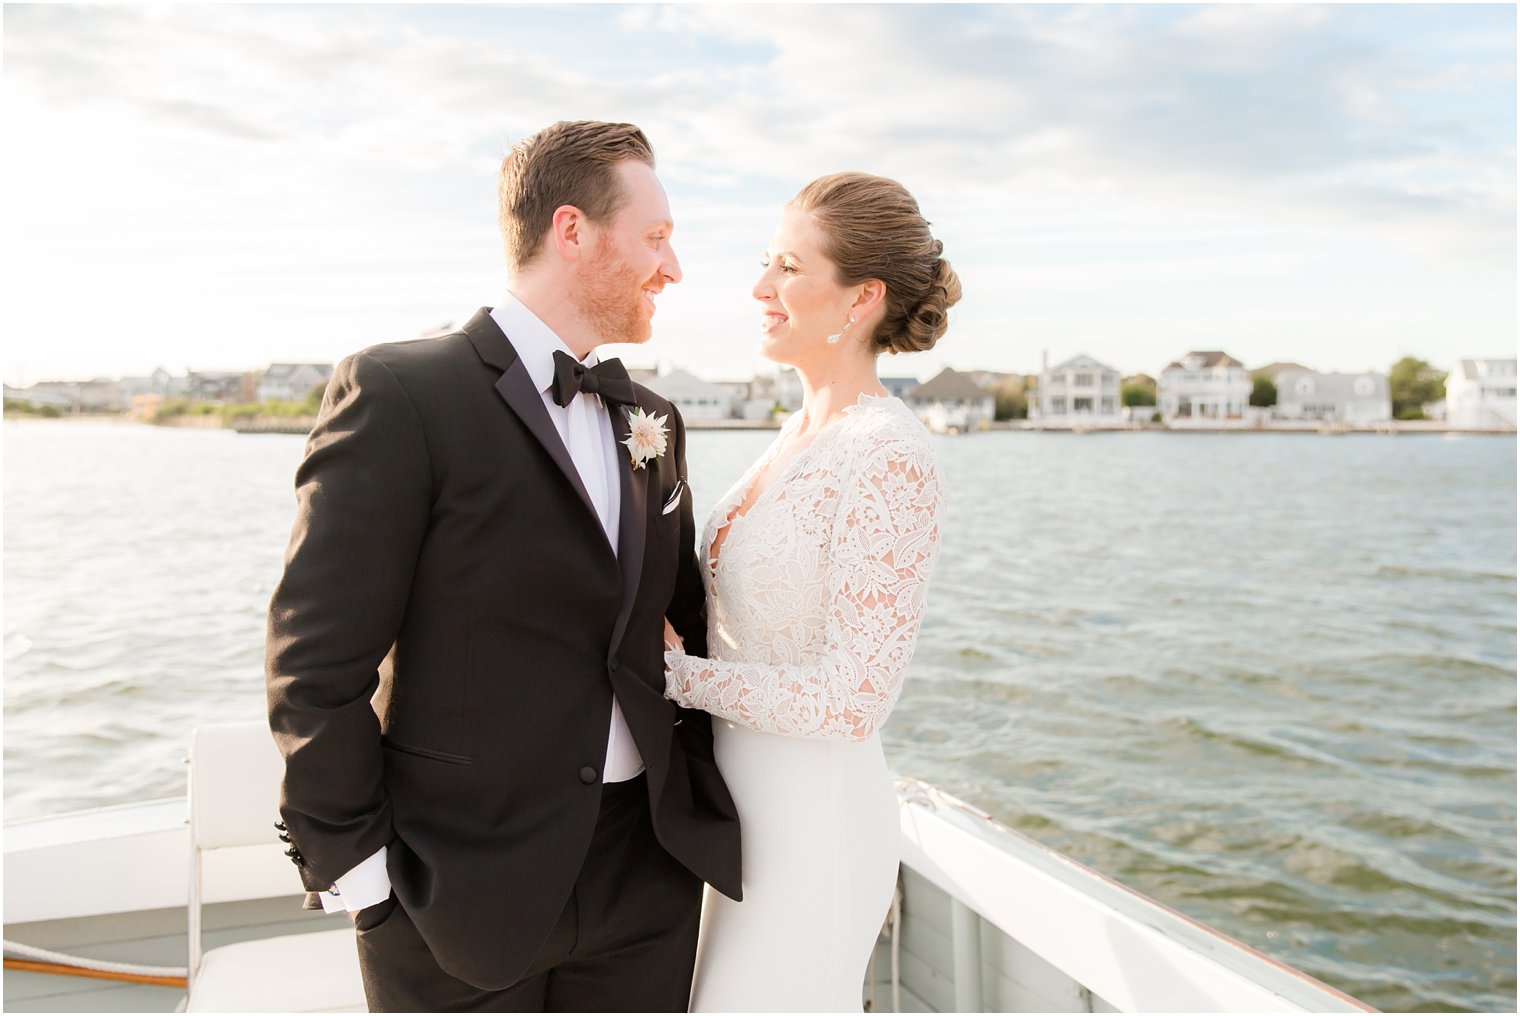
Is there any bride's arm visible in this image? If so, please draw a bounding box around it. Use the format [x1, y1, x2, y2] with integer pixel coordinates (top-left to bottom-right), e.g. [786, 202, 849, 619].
[663, 436, 943, 742]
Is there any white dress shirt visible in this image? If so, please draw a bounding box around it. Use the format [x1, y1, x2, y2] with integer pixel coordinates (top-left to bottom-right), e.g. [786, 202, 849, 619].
[323, 294, 644, 913]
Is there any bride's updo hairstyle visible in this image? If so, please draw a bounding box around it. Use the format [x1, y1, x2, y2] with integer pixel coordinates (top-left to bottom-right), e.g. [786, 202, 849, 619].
[789, 172, 962, 354]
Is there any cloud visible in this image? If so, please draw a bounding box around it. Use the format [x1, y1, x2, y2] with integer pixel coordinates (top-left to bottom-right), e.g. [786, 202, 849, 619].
[0, 3, 1513, 383]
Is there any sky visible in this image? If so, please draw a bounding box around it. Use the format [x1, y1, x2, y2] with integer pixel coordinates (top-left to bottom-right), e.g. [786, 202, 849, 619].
[2, 2, 1515, 386]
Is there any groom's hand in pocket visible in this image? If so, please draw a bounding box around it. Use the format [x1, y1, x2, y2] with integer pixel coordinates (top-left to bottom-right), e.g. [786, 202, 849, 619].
[352, 893, 398, 932]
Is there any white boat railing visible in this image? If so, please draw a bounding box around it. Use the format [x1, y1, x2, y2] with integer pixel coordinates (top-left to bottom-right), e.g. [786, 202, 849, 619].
[891, 777, 1373, 1013]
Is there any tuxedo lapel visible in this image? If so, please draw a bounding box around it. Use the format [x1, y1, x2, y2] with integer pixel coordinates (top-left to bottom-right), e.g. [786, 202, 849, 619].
[465, 309, 600, 524]
[608, 399, 650, 655]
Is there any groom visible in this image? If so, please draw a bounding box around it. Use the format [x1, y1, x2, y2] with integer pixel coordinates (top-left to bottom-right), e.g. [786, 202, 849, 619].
[266, 120, 741, 1011]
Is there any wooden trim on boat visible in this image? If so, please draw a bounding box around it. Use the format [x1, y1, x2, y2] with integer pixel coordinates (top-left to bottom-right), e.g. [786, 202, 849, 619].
[3, 958, 188, 989]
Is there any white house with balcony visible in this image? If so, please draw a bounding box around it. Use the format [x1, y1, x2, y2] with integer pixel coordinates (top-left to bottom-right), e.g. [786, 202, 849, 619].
[1158, 351, 1251, 423]
[1032, 354, 1124, 427]
[1274, 370, 1391, 423]
[1446, 359, 1517, 430]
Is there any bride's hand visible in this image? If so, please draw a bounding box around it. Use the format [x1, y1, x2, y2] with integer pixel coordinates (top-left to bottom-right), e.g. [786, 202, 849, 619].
[663, 618, 684, 653]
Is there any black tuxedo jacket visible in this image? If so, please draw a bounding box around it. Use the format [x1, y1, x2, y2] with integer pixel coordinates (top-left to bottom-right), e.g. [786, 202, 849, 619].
[266, 308, 741, 989]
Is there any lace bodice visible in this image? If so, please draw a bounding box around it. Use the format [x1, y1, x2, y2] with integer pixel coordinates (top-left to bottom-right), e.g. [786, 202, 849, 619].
[664, 396, 944, 742]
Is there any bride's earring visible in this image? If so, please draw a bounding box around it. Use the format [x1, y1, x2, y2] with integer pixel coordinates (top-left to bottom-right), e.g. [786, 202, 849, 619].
[826, 316, 856, 345]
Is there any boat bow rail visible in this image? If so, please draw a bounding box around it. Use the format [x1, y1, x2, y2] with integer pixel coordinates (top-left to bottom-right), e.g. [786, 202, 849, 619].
[890, 776, 1374, 1013]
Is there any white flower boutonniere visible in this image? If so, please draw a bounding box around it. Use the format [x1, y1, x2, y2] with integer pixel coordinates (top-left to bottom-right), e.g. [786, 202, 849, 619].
[623, 406, 669, 470]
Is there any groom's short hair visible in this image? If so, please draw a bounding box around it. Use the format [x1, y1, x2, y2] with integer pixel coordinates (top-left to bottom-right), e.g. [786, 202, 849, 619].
[499, 121, 656, 271]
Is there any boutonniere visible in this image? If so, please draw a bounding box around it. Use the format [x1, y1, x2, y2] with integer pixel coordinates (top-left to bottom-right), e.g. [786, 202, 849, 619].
[622, 406, 669, 470]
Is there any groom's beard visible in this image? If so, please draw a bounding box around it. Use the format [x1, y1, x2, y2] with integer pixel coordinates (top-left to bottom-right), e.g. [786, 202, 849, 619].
[576, 235, 654, 346]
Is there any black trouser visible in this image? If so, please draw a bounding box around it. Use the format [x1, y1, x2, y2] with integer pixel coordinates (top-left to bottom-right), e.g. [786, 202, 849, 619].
[356, 774, 703, 1012]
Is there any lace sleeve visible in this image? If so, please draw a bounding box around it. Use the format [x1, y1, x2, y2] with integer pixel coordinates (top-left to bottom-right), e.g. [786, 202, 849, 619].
[664, 435, 943, 742]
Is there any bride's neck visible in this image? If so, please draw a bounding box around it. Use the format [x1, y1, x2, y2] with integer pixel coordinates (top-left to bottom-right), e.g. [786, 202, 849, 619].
[794, 356, 887, 437]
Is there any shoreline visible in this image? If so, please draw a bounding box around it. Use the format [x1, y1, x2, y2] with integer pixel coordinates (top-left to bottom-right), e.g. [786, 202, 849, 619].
[4, 412, 1514, 437]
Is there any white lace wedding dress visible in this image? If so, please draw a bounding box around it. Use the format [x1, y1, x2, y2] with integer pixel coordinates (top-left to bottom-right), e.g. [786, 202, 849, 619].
[664, 395, 944, 1013]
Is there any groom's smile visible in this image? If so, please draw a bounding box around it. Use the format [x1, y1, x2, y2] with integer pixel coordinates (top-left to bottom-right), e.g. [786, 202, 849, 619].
[576, 159, 681, 346]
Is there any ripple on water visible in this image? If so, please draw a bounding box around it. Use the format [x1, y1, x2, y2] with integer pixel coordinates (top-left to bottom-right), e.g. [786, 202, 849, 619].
[6, 422, 1516, 1013]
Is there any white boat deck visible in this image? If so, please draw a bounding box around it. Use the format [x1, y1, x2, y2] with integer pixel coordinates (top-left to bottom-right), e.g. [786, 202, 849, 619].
[6, 898, 349, 1012]
[4, 774, 1373, 1013]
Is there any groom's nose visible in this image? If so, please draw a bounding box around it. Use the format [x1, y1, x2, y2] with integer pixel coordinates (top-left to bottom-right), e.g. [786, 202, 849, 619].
[662, 244, 682, 285]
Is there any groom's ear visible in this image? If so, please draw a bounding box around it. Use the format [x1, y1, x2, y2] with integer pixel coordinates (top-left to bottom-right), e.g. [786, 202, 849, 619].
[550, 204, 587, 262]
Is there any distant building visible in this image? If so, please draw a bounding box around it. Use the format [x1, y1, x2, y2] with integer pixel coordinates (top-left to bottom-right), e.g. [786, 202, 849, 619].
[1033, 354, 1123, 426]
[1252, 362, 1312, 381]
[4, 384, 72, 410]
[749, 368, 804, 413]
[880, 376, 921, 399]
[904, 368, 994, 432]
[1446, 358, 1518, 430]
[186, 370, 249, 403]
[258, 363, 333, 403]
[22, 379, 125, 413]
[639, 368, 734, 421]
[119, 368, 179, 403]
[1158, 351, 1251, 422]
[1274, 370, 1392, 423]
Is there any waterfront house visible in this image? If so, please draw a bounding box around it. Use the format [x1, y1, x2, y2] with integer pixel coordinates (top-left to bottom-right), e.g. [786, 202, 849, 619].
[746, 367, 804, 413]
[186, 371, 253, 404]
[1274, 370, 1392, 423]
[1252, 362, 1312, 382]
[707, 379, 790, 422]
[18, 379, 126, 413]
[1158, 351, 1251, 422]
[3, 384, 73, 411]
[258, 363, 332, 404]
[963, 370, 1020, 393]
[1033, 354, 1124, 427]
[1446, 359, 1517, 430]
[904, 368, 994, 432]
[638, 368, 734, 421]
[118, 367, 179, 403]
[881, 376, 921, 399]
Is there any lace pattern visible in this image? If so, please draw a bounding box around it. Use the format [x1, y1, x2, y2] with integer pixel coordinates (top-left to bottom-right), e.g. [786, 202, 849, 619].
[665, 397, 943, 742]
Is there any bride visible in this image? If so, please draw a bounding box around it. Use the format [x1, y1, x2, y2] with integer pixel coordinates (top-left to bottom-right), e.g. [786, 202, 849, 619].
[662, 172, 960, 1012]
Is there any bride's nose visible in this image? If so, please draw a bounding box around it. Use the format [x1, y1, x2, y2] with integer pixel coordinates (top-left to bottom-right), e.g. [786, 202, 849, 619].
[752, 270, 774, 302]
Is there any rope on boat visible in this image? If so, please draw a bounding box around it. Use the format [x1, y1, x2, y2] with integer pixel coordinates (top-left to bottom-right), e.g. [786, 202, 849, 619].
[3, 939, 189, 987]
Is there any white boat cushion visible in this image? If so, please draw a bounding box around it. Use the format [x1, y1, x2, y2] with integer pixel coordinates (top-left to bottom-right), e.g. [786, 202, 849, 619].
[187, 928, 365, 1012]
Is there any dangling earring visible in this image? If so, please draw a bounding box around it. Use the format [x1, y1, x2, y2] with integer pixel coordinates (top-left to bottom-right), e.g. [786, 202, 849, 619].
[826, 316, 856, 345]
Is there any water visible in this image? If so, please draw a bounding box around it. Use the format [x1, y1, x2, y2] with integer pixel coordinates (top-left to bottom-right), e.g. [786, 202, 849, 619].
[4, 419, 1515, 1012]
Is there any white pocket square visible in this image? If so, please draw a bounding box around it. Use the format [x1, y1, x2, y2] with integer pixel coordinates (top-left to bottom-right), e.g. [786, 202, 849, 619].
[661, 479, 686, 515]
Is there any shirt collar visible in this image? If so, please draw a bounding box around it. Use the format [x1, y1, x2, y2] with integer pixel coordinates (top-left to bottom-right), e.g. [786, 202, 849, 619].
[490, 293, 599, 396]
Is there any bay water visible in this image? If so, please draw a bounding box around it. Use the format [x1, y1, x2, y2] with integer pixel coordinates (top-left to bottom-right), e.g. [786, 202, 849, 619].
[4, 419, 1514, 1011]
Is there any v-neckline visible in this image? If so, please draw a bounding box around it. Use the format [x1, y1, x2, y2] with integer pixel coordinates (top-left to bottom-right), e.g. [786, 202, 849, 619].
[705, 394, 896, 574]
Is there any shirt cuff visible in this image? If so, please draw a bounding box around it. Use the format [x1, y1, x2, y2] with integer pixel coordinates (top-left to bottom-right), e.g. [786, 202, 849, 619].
[323, 846, 391, 913]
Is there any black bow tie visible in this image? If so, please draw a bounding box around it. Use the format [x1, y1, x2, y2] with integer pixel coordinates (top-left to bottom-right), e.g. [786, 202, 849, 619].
[550, 351, 636, 409]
